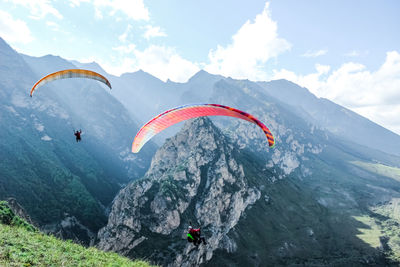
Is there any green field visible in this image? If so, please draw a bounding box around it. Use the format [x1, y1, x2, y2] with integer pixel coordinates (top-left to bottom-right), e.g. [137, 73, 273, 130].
[351, 161, 400, 182]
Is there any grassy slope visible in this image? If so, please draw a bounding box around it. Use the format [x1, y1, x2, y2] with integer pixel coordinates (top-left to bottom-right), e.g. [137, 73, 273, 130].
[0, 224, 154, 267]
[0, 201, 155, 267]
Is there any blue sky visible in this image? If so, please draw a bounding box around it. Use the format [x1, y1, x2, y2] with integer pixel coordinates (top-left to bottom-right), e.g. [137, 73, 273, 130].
[1, 0, 400, 134]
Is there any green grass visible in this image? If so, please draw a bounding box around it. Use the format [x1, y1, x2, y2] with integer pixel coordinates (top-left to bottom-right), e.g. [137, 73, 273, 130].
[0, 201, 156, 267]
[352, 215, 382, 248]
[0, 224, 155, 267]
[0, 201, 36, 232]
[351, 161, 400, 182]
[348, 200, 400, 263]
[369, 200, 400, 262]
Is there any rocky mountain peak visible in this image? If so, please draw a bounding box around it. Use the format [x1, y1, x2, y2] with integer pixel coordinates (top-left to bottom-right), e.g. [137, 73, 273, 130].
[97, 117, 264, 266]
[148, 117, 232, 173]
[188, 69, 221, 82]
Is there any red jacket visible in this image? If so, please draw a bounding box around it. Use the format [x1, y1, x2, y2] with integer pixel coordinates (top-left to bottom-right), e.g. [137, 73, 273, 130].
[189, 228, 200, 236]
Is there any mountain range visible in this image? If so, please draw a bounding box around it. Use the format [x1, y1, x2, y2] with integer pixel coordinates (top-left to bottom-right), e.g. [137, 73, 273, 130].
[1, 36, 400, 265]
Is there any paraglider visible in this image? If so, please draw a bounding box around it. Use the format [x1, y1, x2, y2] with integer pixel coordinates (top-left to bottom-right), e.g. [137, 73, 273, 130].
[132, 103, 275, 153]
[29, 69, 112, 97]
[74, 129, 82, 142]
[29, 69, 112, 143]
[187, 226, 207, 246]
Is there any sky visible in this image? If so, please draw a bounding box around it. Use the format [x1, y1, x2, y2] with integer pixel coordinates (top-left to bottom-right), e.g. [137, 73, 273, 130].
[1, 0, 400, 135]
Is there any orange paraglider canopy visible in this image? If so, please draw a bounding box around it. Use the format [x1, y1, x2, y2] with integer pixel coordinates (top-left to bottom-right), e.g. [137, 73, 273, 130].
[30, 69, 111, 97]
[132, 103, 275, 153]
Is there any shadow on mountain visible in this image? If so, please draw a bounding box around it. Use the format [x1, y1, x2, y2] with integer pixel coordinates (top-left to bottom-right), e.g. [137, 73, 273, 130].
[209, 177, 395, 266]
[208, 148, 400, 266]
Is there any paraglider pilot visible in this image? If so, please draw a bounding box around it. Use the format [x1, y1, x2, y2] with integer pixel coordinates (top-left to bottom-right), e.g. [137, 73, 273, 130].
[187, 226, 207, 246]
[74, 129, 82, 142]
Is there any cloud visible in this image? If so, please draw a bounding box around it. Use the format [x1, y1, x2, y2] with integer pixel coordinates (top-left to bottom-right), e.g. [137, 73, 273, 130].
[344, 50, 369, 57]
[69, 0, 90, 7]
[301, 49, 328, 58]
[0, 10, 34, 44]
[205, 2, 291, 81]
[354, 105, 400, 135]
[134, 45, 199, 82]
[118, 24, 132, 42]
[46, 21, 60, 31]
[272, 51, 400, 134]
[109, 44, 199, 82]
[143, 25, 167, 40]
[70, 0, 149, 21]
[6, 0, 63, 19]
[112, 44, 136, 54]
[100, 57, 138, 76]
[104, 0, 149, 21]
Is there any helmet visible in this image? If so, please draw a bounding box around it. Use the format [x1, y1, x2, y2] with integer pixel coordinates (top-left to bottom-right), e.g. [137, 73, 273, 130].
[188, 226, 192, 230]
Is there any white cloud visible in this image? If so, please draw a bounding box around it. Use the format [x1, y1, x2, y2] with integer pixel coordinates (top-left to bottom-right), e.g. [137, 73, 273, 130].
[143, 25, 167, 40]
[118, 24, 132, 42]
[108, 44, 199, 82]
[345, 50, 360, 57]
[6, 0, 63, 19]
[0, 10, 34, 44]
[101, 57, 138, 76]
[112, 43, 136, 54]
[134, 45, 199, 82]
[94, 6, 103, 19]
[69, 0, 90, 7]
[46, 21, 60, 31]
[354, 105, 400, 135]
[71, 0, 149, 21]
[205, 2, 291, 81]
[272, 51, 400, 135]
[301, 49, 328, 58]
[344, 50, 369, 57]
[103, 0, 149, 21]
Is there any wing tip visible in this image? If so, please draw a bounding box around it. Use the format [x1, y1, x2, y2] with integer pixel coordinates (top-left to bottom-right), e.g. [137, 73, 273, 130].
[131, 143, 140, 153]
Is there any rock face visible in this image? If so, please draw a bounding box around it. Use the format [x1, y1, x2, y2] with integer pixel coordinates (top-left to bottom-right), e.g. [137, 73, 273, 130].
[42, 215, 96, 246]
[96, 113, 398, 266]
[6, 198, 37, 227]
[97, 117, 266, 265]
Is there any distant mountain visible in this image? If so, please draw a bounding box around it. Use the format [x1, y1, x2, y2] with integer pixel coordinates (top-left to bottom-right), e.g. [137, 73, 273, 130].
[0, 37, 156, 243]
[110, 70, 176, 123]
[69, 60, 107, 76]
[258, 79, 400, 157]
[82, 64, 400, 158]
